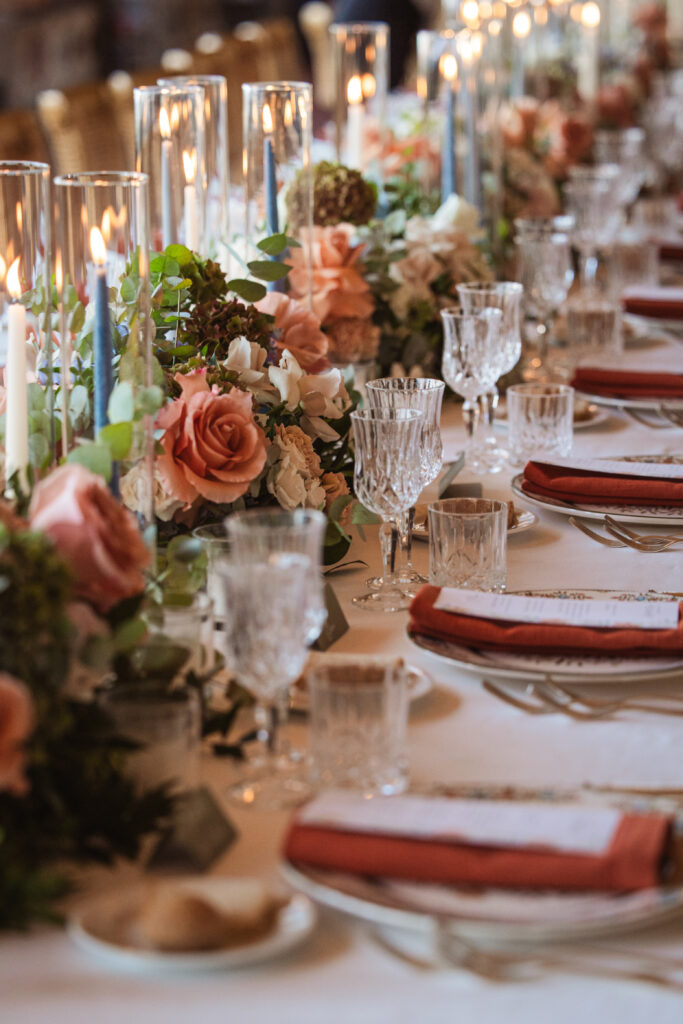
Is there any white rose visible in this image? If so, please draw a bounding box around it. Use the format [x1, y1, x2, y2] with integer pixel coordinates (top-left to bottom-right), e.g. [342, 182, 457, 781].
[268, 458, 308, 510]
[223, 336, 267, 386]
[431, 193, 483, 240]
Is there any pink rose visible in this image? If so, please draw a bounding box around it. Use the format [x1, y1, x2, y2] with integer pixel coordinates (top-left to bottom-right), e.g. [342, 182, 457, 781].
[0, 673, 33, 796]
[156, 371, 268, 508]
[29, 464, 150, 613]
[288, 224, 375, 325]
[255, 293, 329, 373]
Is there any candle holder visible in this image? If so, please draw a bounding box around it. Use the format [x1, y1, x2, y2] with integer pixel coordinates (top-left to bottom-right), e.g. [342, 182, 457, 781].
[157, 74, 230, 264]
[53, 172, 155, 528]
[0, 161, 52, 494]
[416, 28, 481, 209]
[134, 84, 205, 254]
[329, 22, 390, 176]
[242, 81, 313, 300]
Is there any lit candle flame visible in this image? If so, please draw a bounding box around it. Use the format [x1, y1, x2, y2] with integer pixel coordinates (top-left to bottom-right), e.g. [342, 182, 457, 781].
[170, 104, 180, 131]
[183, 150, 196, 183]
[101, 207, 112, 242]
[284, 100, 293, 127]
[470, 32, 484, 59]
[90, 227, 106, 267]
[0, 255, 6, 286]
[347, 75, 363, 105]
[15, 201, 22, 233]
[55, 251, 63, 292]
[7, 257, 21, 300]
[262, 103, 273, 134]
[581, 1, 600, 28]
[159, 107, 171, 139]
[461, 0, 480, 26]
[361, 73, 376, 99]
[512, 10, 532, 38]
[439, 53, 458, 82]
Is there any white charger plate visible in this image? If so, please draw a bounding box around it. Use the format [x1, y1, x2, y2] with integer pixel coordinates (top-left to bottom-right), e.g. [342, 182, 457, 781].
[68, 881, 316, 973]
[408, 588, 683, 685]
[281, 860, 683, 949]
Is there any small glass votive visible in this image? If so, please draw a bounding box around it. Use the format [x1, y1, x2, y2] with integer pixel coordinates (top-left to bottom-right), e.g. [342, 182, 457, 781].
[99, 685, 201, 794]
[565, 293, 621, 369]
[507, 383, 574, 467]
[192, 524, 231, 628]
[428, 498, 507, 592]
[612, 232, 658, 289]
[142, 592, 214, 676]
[307, 658, 409, 796]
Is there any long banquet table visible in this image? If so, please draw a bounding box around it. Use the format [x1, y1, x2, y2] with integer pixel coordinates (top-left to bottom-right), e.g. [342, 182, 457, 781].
[2, 331, 683, 1023]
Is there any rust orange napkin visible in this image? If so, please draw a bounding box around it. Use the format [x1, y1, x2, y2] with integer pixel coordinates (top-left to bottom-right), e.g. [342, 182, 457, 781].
[521, 459, 683, 507]
[622, 286, 683, 319]
[284, 797, 672, 892]
[408, 585, 683, 657]
[572, 366, 683, 399]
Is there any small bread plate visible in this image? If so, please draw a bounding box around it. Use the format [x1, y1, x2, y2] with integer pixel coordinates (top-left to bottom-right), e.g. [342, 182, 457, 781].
[281, 859, 683, 949]
[413, 507, 538, 542]
[291, 654, 433, 714]
[572, 390, 683, 414]
[68, 880, 316, 973]
[408, 588, 683, 685]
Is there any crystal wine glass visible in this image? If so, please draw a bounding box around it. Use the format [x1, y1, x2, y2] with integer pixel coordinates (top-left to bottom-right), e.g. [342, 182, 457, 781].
[219, 552, 314, 809]
[364, 377, 445, 589]
[456, 282, 523, 472]
[440, 307, 504, 472]
[594, 128, 646, 211]
[350, 407, 424, 612]
[564, 165, 622, 288]
[514, 219, 574, 380]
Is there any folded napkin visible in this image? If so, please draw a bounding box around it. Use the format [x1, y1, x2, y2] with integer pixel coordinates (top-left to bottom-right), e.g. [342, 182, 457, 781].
[408, 585, 683, 657]
[522, 459, 683, 508]
[284, 793, 672, 892]
[659, 241, 683, 263]
[572, 366, 683, 398]
[622, 286, 683, 319]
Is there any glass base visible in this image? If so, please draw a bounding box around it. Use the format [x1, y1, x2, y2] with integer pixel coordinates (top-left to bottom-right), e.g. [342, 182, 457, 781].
[366, 568, 426, 591]
[469, 437, 507, 475]
[226, 771, 311, 811]
[352, 588, 414, 613]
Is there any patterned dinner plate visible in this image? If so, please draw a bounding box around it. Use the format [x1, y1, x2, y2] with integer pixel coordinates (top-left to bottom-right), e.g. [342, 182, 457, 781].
[511, 456, 683, 526]
[282, 856, 683, 948]
[408, 588, 683, 685]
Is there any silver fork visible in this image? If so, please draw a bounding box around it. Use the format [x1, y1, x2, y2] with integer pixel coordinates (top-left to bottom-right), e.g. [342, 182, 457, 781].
[660, 405, 683, 428]
[604, 515, 683, 545]
[603, 516, 683, 551]
[624, 407, 671, 429]
[534, 679, 683, 719]
[482, 679, 548, 714]
[569, 516, 626, 548]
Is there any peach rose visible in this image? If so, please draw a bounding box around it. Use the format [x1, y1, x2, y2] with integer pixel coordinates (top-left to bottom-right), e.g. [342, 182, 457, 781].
[29, 464, 150, 613]
[288, 224, 375, 325]
[256, 293, 329, 373]
[0, 673, 33, 796]
[156, 370, 267, 508]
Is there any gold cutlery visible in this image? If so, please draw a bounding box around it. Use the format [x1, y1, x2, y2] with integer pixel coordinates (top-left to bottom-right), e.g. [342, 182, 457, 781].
[569, 516, 626, 548]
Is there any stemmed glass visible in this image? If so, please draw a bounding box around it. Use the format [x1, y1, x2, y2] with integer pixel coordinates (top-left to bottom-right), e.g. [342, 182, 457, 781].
[350, 408, 425, 612]
[564, 165, 622, 288]
[456, 282, 523, 472]
[364, 378, 445, 589]
[440, 308, 504, 473]
[514, 219, 574, 380]
[219, 552, 315, 809]
[594, 128, 646, 211]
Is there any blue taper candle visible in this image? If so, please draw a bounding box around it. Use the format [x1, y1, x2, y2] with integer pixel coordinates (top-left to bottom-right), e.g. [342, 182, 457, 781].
[91, 228, 117, 493]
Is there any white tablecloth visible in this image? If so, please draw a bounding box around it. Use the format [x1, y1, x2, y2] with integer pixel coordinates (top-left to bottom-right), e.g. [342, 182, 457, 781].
[3, 334, 683, 1023]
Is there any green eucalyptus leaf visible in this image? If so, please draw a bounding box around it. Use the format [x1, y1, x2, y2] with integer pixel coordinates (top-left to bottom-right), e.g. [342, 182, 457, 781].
[351, 502, 380, 526]
[69, 304, 85, 334]
[137, 385, 164, 416]
[67, 442, 112, 481]
[107, 381, 134, 424]
[164, 244, 193, 265]
[98, 421, 133, 459]
[28, 432, 50, 468]
[246, 260, 290, 282]
[256, 233, 288, 256]
[226, 278, 266, 302]
[120, 277, 139, 303]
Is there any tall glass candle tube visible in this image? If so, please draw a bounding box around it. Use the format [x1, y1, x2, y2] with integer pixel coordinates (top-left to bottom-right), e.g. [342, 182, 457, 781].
[53, 172, 155, 526]
[242, 81, 313, 301]
[0, 161, 51, 494]
[330, 22, 389, 177]
[134, 85, 205, 254]
[158, 75, 230, 263]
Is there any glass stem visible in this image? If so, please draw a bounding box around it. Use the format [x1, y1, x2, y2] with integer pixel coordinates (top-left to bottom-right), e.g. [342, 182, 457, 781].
[378, 518, 399, 590]
[398, 508, 415, 573]
[580, 248, 597, 288]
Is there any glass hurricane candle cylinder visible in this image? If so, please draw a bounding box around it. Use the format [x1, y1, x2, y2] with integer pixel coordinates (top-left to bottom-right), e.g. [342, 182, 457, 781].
[53, 172, 155, 528]
[330, 22, 389, 177]
[0, 161, 52, 494]
[158, 75, 230, 263]
[134, 84, 205, 253]
[242, 81, 313, 298]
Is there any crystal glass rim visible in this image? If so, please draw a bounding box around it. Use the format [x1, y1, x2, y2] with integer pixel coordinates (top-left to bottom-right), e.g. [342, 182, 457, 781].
[351, 407, 424, 422]
[0, 160, 50, 177]
[428, 498, 507, 518]
[217, 551, 312, 577]
[157, 74, 227, 87]
[242, 81, 313, 95]
[224, 507, 326, 533]
[456, 282, 523, 296]
[134, 83, 204, 98]
[329, 21, 390, 34]
[366, 377, 445, 392]
[507, 383, 574, 397]
[53, 171, 149, 188]
[441, 305, 503, 320]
